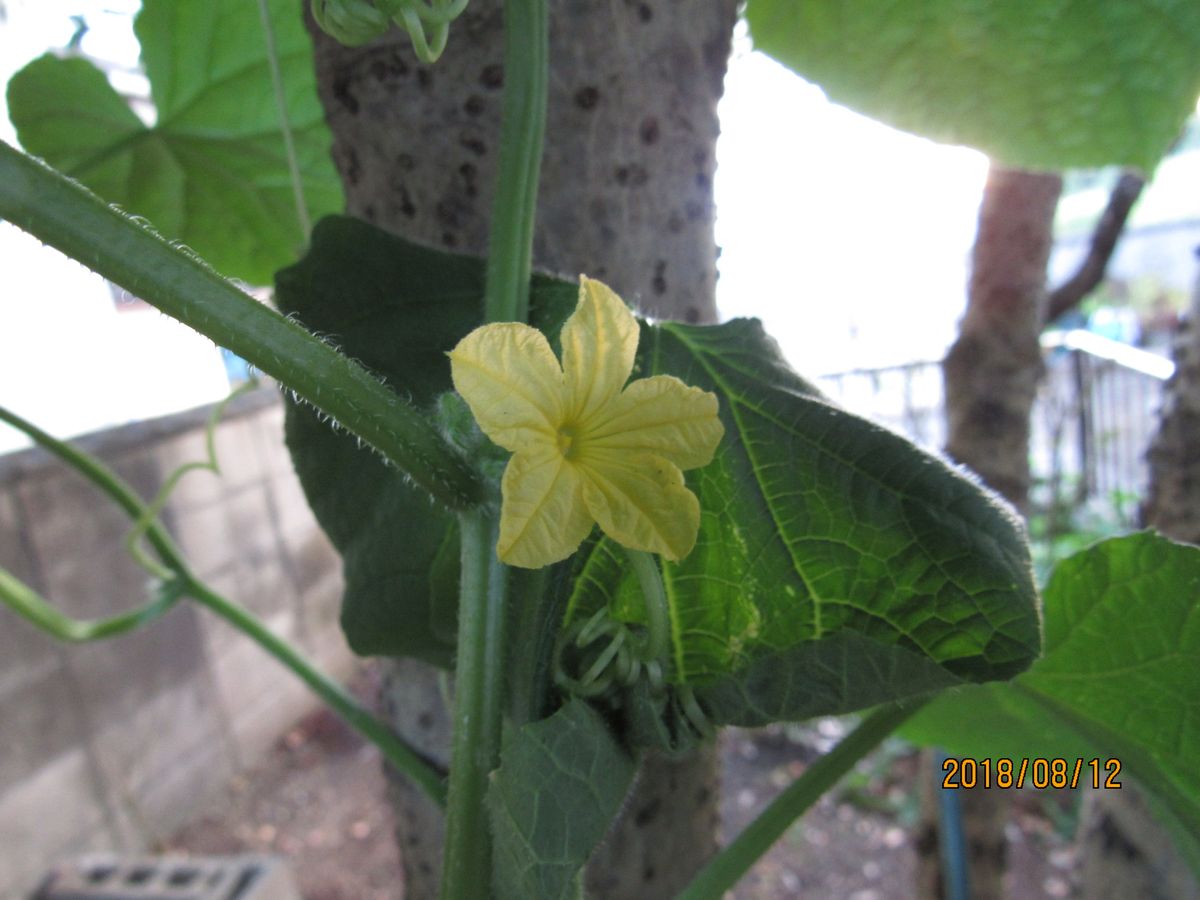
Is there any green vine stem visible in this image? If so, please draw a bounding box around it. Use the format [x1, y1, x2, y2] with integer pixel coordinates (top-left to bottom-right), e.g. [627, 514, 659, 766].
[483, 0, 548, 323]
[186, 578, 447, 805]
[438, 0, 549, 897]
[126, 381, 258, 580]
[0, 402, 447, 807]
[441, 510, 508, 898]
[677, 701, 928, 900]
[0, 143, 480, 511]
[0, 568, 184, 642]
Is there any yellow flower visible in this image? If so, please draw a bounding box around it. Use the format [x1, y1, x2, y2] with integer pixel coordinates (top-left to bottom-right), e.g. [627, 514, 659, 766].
[449, 277, 724, 569]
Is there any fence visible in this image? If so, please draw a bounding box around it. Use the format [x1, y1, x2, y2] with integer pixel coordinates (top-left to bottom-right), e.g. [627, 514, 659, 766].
[815, 331, 1174, 526]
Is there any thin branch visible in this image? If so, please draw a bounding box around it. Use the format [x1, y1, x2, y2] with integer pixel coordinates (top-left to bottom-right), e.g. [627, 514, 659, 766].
[1043, 171, 1145, 326]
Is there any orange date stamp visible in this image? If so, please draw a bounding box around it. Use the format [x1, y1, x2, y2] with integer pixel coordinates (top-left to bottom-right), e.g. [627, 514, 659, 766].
[941, 757, 1122, 790]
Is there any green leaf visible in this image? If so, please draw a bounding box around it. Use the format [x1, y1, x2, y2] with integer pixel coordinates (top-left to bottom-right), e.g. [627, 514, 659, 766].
[488, 700, 636, 900]
[697, 633, 961, 728]
[6, 0, 342, 284]
[745, 0, 1200, 171]
[905, 533, 1200, 847]
[567, 317, 1040, 707]
[277, 218, 475, 663]
[275, 216, 572, 662]
[278, 217, 1038, 706]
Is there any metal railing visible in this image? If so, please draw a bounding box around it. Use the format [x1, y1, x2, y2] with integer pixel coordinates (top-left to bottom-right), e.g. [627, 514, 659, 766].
[815, 331, 1174, 526]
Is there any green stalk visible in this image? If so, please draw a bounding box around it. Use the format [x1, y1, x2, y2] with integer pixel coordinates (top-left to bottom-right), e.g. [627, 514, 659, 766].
[439, 1, 548, 896]
[677, 701, 927, 900]
[0, 567, 183, 642]
[0, 143, 480, 511]
[0, 403, 447, 807]
[483, 0, 548, 323]
[187, 578, 447, 806]
[0, 404, 188, 571]
[441, 510, 508, 898]
[506, 566, 554, 725]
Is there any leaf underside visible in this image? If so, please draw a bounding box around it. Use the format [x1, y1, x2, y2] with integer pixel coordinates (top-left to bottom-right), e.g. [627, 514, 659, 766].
[566, 318, 1040, 700]
[746, 0, 1200, 171]
[278, 216, 1039, 722]
[6, 0, 342, 284]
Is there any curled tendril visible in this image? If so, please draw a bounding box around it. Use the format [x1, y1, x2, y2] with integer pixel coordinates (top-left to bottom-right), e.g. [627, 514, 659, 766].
[555, 607, 657, 698]
[311, 0, 468, 63]
[553, 604, 715, 745]
[125, 380, 258, 580]
[554, 547, 716, 744]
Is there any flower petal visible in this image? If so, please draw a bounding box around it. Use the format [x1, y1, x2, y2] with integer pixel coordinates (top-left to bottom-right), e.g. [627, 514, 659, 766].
[586, 375, 724, 471]
[498, 445, 594, 568]
[580, 451, 701, 561]
[561, 277, 639, 424]
[449, 322, 563, 451]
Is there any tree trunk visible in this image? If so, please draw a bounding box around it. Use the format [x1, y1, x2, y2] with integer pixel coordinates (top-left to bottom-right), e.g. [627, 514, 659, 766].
[1072, 255, 1200, 900]
[1142, 268, 1200, 544]
[307, 2, 738, 896]
[930, 165, 1062, 899]
[944, 166, 1063, 516]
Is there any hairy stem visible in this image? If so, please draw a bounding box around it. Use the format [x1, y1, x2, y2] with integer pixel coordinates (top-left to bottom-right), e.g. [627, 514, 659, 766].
[678, 701, 927, 900]
[0, 143, 480, 510]
[441, 511, 508, 899]
[438, 0, 549, 895]
[482, 0, 548, 324]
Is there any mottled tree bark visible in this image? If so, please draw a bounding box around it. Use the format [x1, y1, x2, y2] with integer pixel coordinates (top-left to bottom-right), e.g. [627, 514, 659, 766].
[1142, 273, 1200, 544]
[926, 166, 1062, 900]
[1072, 262, 1200, 900]
[307, 2, 737, 896]
[943, 166, 1063, 516]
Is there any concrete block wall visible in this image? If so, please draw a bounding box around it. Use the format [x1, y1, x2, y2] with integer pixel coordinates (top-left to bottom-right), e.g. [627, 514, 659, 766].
[0, 390, 353, 898]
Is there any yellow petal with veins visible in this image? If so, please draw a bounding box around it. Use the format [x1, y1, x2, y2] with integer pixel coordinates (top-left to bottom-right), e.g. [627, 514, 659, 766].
[497, 444, 594, 568]
[561, 277, 639, 424]
[580, 450, 701, 561]
[449, 322, 564, 452]
[586, 375, 724, 470]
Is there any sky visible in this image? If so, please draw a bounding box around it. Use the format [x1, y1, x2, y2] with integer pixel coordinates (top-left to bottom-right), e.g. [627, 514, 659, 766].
[0, 3, 994, 450]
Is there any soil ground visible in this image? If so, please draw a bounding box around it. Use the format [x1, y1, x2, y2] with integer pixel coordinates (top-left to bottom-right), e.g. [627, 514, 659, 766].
[165, 665, 1080, 898]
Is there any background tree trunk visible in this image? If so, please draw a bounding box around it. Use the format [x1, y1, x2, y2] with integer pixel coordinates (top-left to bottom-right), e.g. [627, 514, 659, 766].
[928, 165, 1062, 900]
[1072, 255, 1200, 900]
[307, 1, 738, 896]
[943, 166, 1063, 516]
[1142, 260, 1200, 544]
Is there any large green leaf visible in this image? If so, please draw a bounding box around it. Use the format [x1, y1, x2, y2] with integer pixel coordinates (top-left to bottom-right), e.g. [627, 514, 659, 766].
[278, 217, 1038, 711]
[905, 532, 1200, 848]
[746, 0, 1200, 171]
[275, 216, 573, 663]
[488, 700, 636, 900]
[566, 317, 1040, 696]
[7, 0, 342, 284]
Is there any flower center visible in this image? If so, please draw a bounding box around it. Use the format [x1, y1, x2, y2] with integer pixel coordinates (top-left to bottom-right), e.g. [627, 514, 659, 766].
[557, 424, 581, 460]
